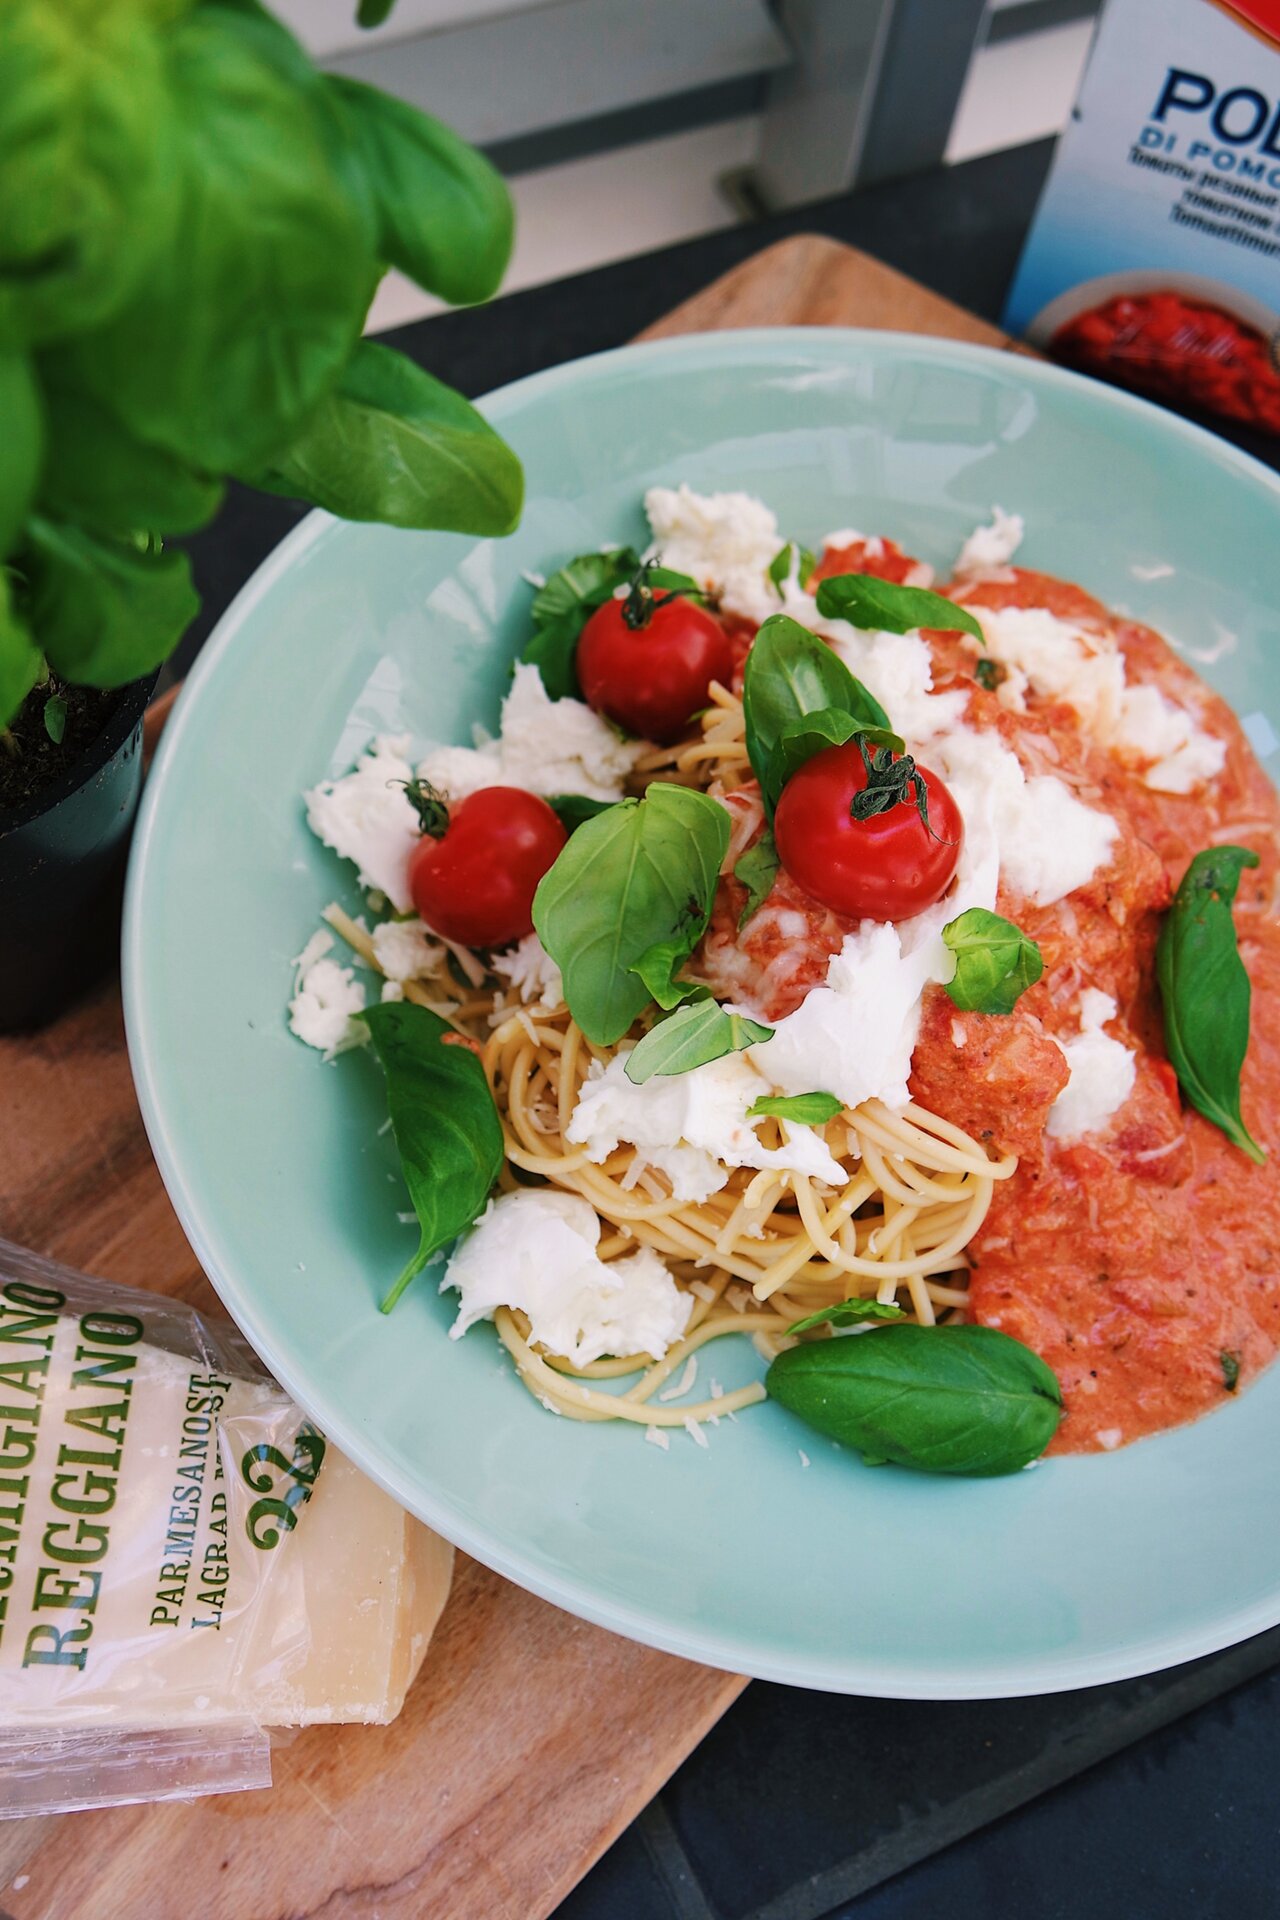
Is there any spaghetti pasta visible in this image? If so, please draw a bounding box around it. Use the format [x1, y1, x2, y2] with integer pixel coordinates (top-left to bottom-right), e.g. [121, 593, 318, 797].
[326, 898, 1017, 1427]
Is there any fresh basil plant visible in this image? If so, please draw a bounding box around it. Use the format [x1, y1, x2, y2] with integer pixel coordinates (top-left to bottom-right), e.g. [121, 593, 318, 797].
[0, 0, 523, 730]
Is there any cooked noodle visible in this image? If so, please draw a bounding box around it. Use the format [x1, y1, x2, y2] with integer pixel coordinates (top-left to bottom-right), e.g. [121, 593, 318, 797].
[325, 848, 1016, 1424]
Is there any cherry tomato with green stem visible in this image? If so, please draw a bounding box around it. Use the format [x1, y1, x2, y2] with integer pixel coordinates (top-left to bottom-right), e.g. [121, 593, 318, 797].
[773, 736, 962, 923]
[577, 567, 734, 744]
[406, 781, 566, 949]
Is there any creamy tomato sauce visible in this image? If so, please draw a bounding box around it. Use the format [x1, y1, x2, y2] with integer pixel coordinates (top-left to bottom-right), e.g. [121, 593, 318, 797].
[697, 538, 1280, 1455]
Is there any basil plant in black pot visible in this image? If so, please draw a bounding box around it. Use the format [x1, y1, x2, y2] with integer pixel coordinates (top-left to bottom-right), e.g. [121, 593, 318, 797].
[0, 0, 523, 1030]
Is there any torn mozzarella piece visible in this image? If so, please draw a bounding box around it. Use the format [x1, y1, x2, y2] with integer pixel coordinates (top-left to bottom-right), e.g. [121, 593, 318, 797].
[567, 1049, 847, 1200]
[970, 604, 1225, 794]
[289, 947, 367, 1056]
[371, 917, 447, 984]
[955, 506, 1024, 575]
[418, 663, 643, 804]
[1046, 990, 1136, 1141]
[305, 737, 419, 912]
[644, 483, 781, 623]
[490, 932, 564, 1007]
[443, 1190, 691, 1365]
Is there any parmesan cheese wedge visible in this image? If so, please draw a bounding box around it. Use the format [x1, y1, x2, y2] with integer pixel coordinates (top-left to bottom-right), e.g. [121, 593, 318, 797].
[0, 1285, 451, 1733]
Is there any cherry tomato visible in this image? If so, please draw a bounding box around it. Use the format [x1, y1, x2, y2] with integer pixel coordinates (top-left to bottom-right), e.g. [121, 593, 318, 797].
[408, 785, 566, 948]
[773, 739, 963, 923]
[577, 589, 734, 744]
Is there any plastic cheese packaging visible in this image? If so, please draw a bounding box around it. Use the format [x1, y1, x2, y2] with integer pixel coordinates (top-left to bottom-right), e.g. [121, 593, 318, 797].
[0, 1241, 453, 1816]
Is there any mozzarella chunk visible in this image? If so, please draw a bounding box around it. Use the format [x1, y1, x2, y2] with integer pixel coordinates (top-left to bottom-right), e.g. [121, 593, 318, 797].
[955, 506, 1024, 575]
[567, 1049, 847, 1196]
[929, 724, 1117, 907]
[645, 483, 781, 623]
[305, 737, 419, 913]
[1046, 990, 1136, 1141]
[371, 917, 447, 984]
[971, 603, 1225, 794]
[419, 663, 643, 804]
[490, 932, 564, 1007]
[289, 953, 367, 1056]
[443, 1190, 692, 1365]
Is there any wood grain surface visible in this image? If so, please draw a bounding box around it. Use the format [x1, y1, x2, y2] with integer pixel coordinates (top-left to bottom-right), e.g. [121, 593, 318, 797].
[0, 235, 1007, 1919]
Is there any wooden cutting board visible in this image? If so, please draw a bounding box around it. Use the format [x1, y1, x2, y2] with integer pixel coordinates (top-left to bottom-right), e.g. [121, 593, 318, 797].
[0, 235, 1020, 1920]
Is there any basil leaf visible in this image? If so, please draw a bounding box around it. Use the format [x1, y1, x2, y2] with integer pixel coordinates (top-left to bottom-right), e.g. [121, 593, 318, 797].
[768, 542, 816, 593]
[44, 5, 380, 475]
[815, 573, 985, 645]
[548, 794, 616, 834]
[1156, 845, 1265, 1164]
[1221, 1350, 1241, 1393]
[249, 341, 522, 536]
[768, 708, 905, 811]
[532, 784, 730, 1046]
[786, 1297, 905, 1334]
[0, 352, 41, 555]
[743, 616, 891, 816]
[748, 1092, 843, 1125]
[630, 935, 706, 1011]
[521, 547, 638, 700]
[359, 1001, 504, 1313]
[21, 517, 199, 688]
[766, 1323, 1063, 1475]
[0, 578, 43, 731]
[734, 831, 780, 929]
[327, 76, 513, 306]
[36, 360, 224, 538]
[624, 1000, 773, 1083]
[43, 693, 67, 745]
[941, 908, 1043, 1015]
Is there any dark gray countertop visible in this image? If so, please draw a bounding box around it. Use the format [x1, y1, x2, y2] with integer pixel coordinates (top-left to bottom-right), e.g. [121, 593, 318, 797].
[173, 135, 1280, 1920]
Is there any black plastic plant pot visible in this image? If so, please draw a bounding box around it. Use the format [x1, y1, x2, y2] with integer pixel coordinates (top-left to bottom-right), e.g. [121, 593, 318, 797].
[0, 672, 159, 1033]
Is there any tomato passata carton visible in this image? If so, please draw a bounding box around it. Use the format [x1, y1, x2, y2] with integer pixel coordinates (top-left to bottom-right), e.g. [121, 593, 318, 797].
[1003, 0, 1280, 435]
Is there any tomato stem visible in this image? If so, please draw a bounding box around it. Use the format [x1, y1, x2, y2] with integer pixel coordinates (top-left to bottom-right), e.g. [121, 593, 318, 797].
[849, 737, 953, 844]
[621, 558, 686, 631]
[401, 776, 450, 839]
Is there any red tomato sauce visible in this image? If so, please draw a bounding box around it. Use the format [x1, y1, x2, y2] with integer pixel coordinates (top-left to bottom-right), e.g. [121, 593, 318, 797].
[698, 536, 1280, 1454]
[1053, 291, 1280, 434]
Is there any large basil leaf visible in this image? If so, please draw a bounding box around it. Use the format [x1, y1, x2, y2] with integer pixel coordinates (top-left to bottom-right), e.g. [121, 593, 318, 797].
[942, 908, 1043, 1015]
[767, 1323, 1062, 1475]
[0, 579, 43, 730]
[815, 573, 985, 644]
[742, 615, 891, 818]
[0, 3, 177, 349]
[44, 6, 378, 473]
[0, 352, 42, 555]
[1156, 845, 1265, 1163]
[328, 77, 513, 306]
[250, 341, 522, 535]
[35, 359, 223, 537]
[734, 831, 780, 929]
[521, 548, 639, 700]
[360, 1001, 504, 1312]
[786, 1297, 905, 1334]
[548, 794, 616, 834]
[21, 519, 199, 687]
[532, 784, 730, 1046]
[624, 999, 773, 1083]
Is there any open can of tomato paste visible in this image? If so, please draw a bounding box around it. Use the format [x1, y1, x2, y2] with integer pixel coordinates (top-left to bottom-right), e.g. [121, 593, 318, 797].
[1003, 0, 1280, 437]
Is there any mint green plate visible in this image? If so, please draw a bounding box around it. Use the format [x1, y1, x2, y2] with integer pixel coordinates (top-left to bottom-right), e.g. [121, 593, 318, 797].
[125, 330, 1280, 1696]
